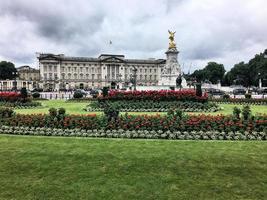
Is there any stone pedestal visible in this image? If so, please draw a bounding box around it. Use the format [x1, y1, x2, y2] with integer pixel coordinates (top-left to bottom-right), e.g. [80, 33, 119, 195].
[158, 48, 182, 87]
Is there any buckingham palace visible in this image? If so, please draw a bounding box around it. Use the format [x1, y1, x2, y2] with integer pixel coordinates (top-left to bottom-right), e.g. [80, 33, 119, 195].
[38, 53, 166, 90]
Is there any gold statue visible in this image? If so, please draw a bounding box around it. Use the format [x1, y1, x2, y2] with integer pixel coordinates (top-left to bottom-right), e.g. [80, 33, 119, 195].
[168, 30, 176, 49]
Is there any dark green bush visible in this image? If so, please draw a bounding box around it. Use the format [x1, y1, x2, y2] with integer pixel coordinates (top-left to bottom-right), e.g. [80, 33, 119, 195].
[102, 87, 109, 97]
[20, 87, 28, 99]
[103, 103, 120, 122]
[49, 108, 57, 117]
[242, 105, 251, 120]
[233, 107, 241, 119]
[32, 92, 40, 99]
[196, 83, 202, 97]
[245, 93, 252, 99]
[223, 94, 230, 99]
[58, 108, 66, 116]
[0, 107, 14, 118]
[73, 91, 83, 99]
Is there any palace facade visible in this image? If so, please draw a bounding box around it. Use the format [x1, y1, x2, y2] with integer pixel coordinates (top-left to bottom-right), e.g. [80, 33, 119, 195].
[38, 53, 166, 90]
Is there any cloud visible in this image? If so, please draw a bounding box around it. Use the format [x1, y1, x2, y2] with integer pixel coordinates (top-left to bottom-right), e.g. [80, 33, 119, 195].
[0, 0, 266, 71]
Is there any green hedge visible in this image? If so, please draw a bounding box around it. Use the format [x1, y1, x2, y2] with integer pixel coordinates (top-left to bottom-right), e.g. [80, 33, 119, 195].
[0, 101, 42, 108]
[0, 125, 266, 140]
[88, 100, 220, 112]
[210, 98, 267, 105]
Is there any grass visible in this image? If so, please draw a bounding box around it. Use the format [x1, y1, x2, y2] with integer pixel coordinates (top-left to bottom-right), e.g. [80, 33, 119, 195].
[14, 100, 267, 115]
[0, 135, 266, 200]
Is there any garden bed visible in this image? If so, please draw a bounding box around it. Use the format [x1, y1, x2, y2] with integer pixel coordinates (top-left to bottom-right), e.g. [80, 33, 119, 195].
[87, 100, 220, 112]
[0, 125, 266, 140]
[210, 98, 267, 105]
[1, 111, 266, 134]
[0, 101, 42, 108]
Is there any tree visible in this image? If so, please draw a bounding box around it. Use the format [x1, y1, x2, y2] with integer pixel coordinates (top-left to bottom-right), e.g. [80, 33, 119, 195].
[0, 61, 17, 80]
[225, 49, 267, 87]
[190, 62, 225, 84]
[204, 62, 225, 84]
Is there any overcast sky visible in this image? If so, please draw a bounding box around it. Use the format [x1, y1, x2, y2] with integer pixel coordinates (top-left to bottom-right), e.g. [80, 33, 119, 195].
[0, 0, 266, 72]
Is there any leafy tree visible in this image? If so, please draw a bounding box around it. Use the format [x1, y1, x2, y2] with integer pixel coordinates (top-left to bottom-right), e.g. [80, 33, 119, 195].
[204, 62, 225, 84]
[191, 69, 206, 83]
[225, 49, 267, 87]
[0, 61, 17, 80]
[190, 62, 225, 84]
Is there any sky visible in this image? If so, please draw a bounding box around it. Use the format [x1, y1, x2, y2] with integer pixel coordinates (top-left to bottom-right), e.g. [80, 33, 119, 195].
[0, 0, 266, 72]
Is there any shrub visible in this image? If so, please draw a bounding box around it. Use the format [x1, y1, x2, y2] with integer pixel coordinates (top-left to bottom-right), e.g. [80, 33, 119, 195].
[73, 91, 84, 99]
[20, 87, 28, 99]
[196, 83, 202, 97]
[102, 87, 109, 97]
[168, 108, 184, 119]
[103, 103, 120, 122]
[0, 107, 14, 118]
[101, 90, 208, 102]
[32, 92, 40, 99]
[223, 94, 230, 99]
[245, 93, 252, 99]
[89, 100, 220, 112]
[242, 105, 251, 120]
[233, 107, 241, 119]
[58, 108, 66, 116]
[49, 108, 57, 117]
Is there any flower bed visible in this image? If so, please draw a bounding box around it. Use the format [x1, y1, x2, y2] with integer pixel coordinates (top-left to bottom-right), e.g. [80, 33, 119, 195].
[0, 92, 40, 108]
[101, 90, 208, 102]
[210, 98, 267, 105]
[0, 125, 266, 140]
[0, 101, 42, 108]
[1, 112, 267, 133]
[0, 92, 22, 102]
[87, 100, 220, 112]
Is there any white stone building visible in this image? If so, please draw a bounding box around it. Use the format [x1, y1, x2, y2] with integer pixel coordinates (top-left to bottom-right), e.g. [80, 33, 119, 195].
[37, 53, 166, 91]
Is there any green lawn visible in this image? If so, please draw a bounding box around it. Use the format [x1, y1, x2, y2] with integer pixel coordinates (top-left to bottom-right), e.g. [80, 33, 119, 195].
[14, 100, 267, 115]
[0, 135, 266, 200]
